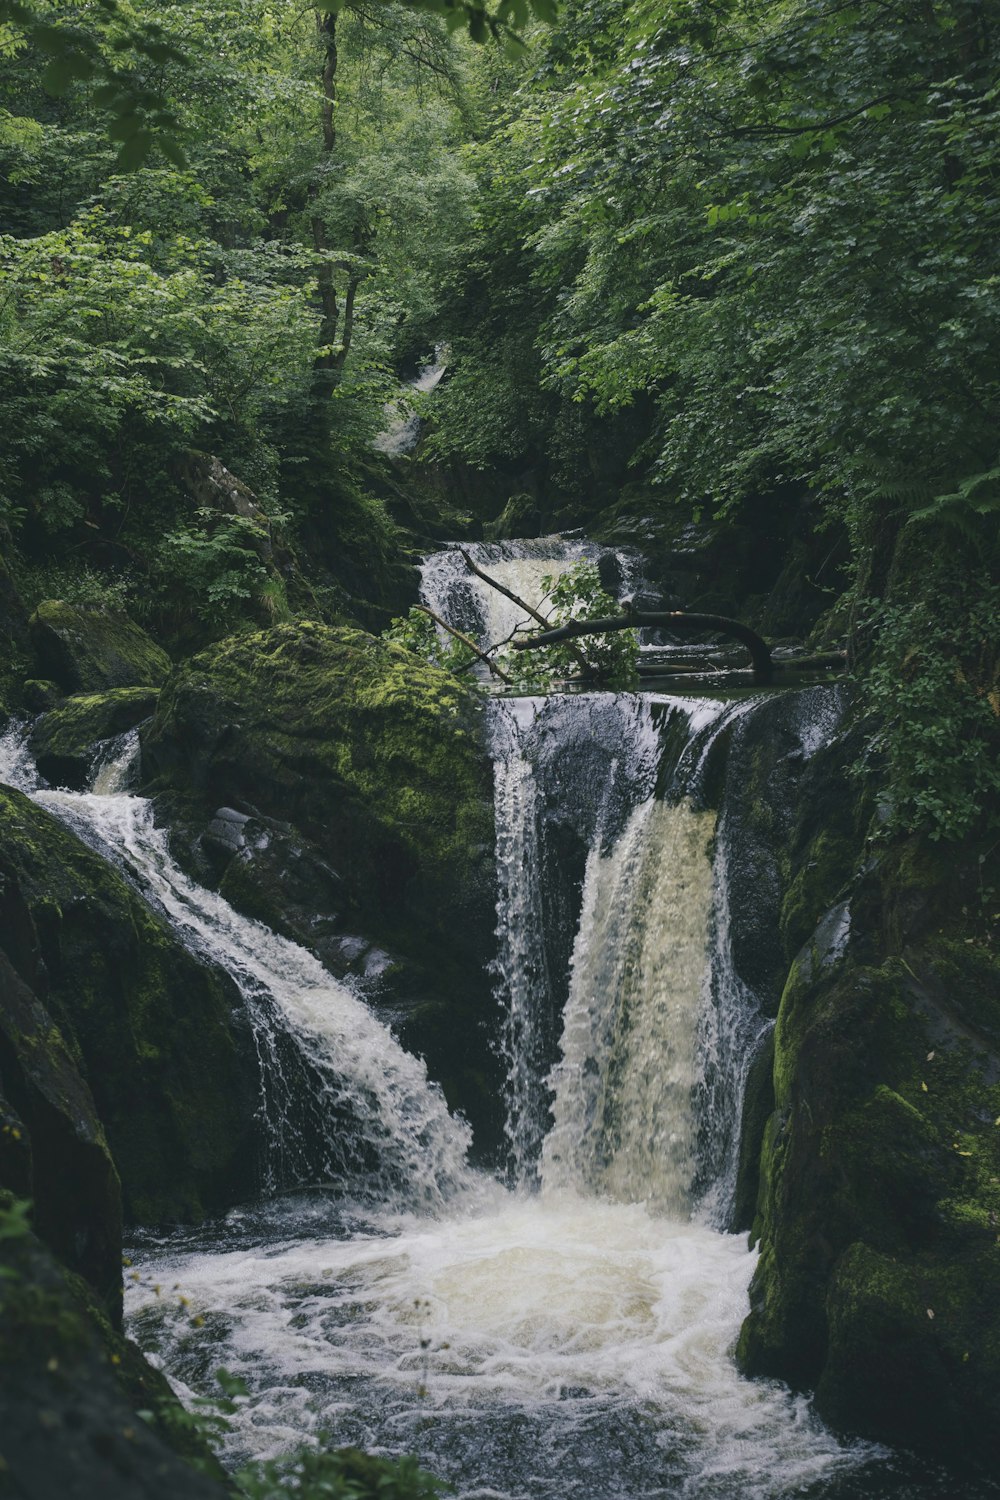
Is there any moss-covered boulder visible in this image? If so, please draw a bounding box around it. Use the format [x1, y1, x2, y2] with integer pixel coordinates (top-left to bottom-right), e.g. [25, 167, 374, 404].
[738, 833, 1000, 1464]
[0, 1208, 228, 1499]
[29, 600, 171, 694]
[29, 687, 160, 789]
[141, 622, 500, 1145]
[0, 787, 258, 1222]
[142, 623, 493, 929]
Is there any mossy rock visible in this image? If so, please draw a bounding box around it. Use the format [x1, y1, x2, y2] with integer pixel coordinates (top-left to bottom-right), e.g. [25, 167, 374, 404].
[141, 623, 499, 1140]
[483, 490, 541, 541]
[818, 1240, 1000, 1458]
[0, 787, 258, 1223]
[22, 677, 63, 714]
[143, 622, 492, 919]
[0, 1212, 228, 1498]
[29, 687, 159, 790]
[700, 685, 852, 1014]
[29, 600, 170, 694]
[740, 837, 1000, 1463]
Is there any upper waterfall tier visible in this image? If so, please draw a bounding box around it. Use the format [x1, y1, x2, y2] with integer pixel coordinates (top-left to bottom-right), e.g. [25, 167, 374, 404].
[419, 536, 638, 656]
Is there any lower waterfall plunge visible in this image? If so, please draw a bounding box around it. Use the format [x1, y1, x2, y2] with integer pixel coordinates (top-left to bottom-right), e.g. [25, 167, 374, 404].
[0, 603, 940, 1495]
[541, 795, 716, 1216]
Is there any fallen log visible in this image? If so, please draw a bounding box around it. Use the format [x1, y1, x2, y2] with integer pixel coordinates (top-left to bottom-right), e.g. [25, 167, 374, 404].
[511, 610, 777, 684]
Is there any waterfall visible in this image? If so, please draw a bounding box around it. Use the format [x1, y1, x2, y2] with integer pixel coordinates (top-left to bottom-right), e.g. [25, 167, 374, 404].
[0, 727, 474, 1211]
[419, 536, 610, 664]
[541, 794, 717, 1214]
[489, 699, 552, 1180]
[487, 692, 666, 1181]
[2, 554, 892, 1497]
[374, 346, 448, 456]
[420, 540, 829, 1224]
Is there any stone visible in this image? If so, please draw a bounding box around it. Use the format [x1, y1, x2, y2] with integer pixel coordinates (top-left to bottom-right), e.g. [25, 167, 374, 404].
[0, 949, 122, 1321]
[29, 601, 171, 695]
[0, 1216, 229, 1499]
[141, 622, 502, 1147]
[0, 786, 258, 1223]
[29, 687, 159, 790]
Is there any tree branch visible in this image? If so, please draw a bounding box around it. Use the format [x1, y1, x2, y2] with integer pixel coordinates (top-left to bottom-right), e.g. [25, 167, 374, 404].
[413, 604, 512, 684]
[512, 610, 777, 683]
[731, 92, 905, 138]
[458, 550, 595, 677]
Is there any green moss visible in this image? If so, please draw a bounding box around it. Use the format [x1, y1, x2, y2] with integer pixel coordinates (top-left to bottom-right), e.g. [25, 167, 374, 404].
[0, 1217, 227, 1484]
[140, 620, 499, 1143]
[743, 834, 1000, 1460]
[780, 830, 855, 960]
[819, 1239, 1000, 1455]
[925, 938, 1000, 1048]
[28, 687, 159, 788]
[29, 600, 171, 694]
[144, 623, 494, 946]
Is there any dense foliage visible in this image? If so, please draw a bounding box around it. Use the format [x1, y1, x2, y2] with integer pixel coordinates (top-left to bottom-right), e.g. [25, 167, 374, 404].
[2, 0, 997, 828]
[426, 0, 1000, 837]
[0, 0, 483, 632]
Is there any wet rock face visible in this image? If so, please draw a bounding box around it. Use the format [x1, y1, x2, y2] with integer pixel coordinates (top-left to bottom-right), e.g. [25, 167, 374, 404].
[737, 761, 1000, 1464]
[28, 687, 159, 790]
[29, 601, 171, 695]
[698, 685, 1000, 1463]
[0, 787, 259, 1225]
[0, 949, 122, 1321]
[712, 686, 853, 1015]
[141, 621, 502, 1148]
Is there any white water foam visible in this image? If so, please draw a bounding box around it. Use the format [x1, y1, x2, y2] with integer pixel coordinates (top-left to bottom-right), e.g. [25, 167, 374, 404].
[542, 796, 717, 1214]
[126, 1188, 875, 1498]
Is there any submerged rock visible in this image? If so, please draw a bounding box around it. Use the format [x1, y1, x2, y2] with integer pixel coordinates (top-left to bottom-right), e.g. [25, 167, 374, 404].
[29, 687, 159, 790]
[29, 600, 170, 694]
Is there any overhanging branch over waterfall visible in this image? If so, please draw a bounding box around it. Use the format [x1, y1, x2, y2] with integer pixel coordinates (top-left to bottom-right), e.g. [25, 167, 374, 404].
[511, 610, 777, 684]
[459, 548, 595, 677]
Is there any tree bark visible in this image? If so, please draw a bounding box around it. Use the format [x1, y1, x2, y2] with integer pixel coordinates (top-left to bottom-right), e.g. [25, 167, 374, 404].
[311, 9, 340, 388]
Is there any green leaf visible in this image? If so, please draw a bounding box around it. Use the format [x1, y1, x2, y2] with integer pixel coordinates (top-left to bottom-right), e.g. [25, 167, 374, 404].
[115, 129, 153, 171]
[42, 51, 94, 95]
[158, 136, 188, 169]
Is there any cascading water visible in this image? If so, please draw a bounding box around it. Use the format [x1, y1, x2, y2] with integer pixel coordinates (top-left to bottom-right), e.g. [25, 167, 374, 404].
[420, 536, 613, 654]
[541, 792, 717, 1215]
[0, 725, 473, 1209]
[374, 347, 448, 457]
[0, 549, 952, 1496]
